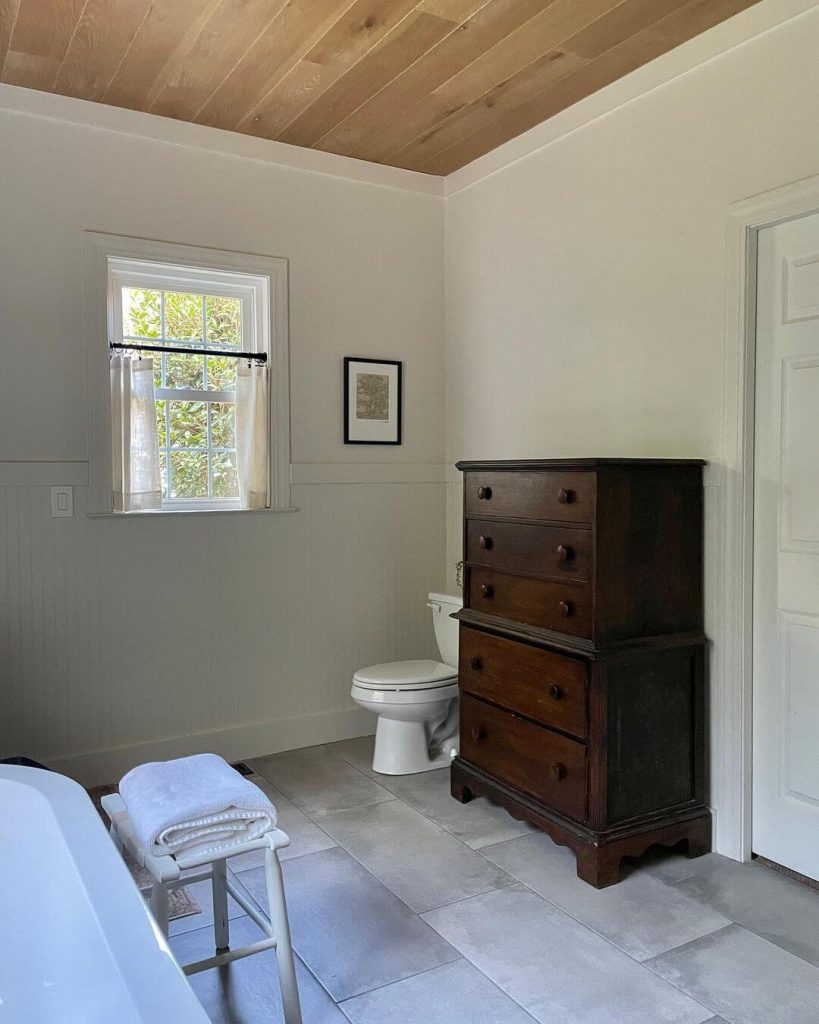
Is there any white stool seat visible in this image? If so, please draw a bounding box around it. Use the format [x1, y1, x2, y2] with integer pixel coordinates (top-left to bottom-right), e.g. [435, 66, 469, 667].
[102, 792, 302, 1024]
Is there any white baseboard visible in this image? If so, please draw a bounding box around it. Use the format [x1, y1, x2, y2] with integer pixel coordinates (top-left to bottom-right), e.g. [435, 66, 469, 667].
[47, 707, 375, 787]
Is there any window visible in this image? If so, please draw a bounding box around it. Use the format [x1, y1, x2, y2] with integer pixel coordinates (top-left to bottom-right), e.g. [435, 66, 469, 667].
[85, 234, 290, 514]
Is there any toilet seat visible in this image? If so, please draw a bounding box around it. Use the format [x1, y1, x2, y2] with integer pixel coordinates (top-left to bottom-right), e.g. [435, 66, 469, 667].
[352, 660, 457, 692]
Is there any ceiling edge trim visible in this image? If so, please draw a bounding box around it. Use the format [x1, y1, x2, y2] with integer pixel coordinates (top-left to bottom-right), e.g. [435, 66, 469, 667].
[0, 84, 445, 197]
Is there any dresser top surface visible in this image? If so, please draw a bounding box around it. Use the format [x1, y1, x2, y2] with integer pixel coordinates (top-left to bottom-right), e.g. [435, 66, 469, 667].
[456, 458, 707, 472]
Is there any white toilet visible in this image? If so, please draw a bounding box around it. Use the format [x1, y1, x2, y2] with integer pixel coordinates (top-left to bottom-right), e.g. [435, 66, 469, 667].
[351, 592, 463, 775]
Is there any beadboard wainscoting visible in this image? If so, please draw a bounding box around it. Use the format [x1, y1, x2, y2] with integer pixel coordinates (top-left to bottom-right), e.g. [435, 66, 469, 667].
[0, 476, 446, 785]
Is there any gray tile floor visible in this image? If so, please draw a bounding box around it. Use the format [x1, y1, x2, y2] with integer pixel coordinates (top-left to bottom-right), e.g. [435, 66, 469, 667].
[169, 736, 819, 1024]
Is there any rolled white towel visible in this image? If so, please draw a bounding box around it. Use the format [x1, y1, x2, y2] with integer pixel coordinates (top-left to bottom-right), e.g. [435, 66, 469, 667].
[119, 753, 276, 860]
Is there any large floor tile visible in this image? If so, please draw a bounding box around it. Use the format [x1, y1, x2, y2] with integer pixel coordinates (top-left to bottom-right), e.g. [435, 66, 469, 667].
[423, 883, 712, 1024]
[250, 746, 393, 816]
[660, 854, 819, 967]
[376, 766, 535, 849]
[170, 916, 345, 1023]
[316, 799, 512, 913]
[322, 735, 377, 777]
[340, 958, 536, 1024]
[228, 775, 336, 872]
[241, 846, 459, 1001]
[482, 833, 730, 960]
[647, 924, 819, 1024]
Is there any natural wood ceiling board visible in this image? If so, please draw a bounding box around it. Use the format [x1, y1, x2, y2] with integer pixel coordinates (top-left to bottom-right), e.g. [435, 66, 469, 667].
[149, 0, 287, 122]
[316, 0, 552, 157]
[352, 0, 620, 165]
[412, 0, 759, 173]
[428, 0, 621, 113]
[564, 0, 692, 60]
[418, 0, 489, 20]
[240, 0, 420, 139]
[54, 0, 154, 102]
[2, 0, 84, 89]
[277, 10, 457, 148]
[0, 0, 22, 77]
[305, 0, 420, 69]
[418, 28, 670, 172]
[390, 46, 586, 172]
[102, 0, 219, 111]
[198, 0, 356, 131]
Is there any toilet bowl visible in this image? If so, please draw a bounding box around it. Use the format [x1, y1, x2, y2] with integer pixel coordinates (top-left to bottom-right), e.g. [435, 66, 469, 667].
[351, 592, 463, 775]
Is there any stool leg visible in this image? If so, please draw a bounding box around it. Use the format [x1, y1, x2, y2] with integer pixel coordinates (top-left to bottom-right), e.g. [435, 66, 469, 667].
[150, 883, 169, 938]
[211, 859, 230, 953]
[264, 848, 302, 1024]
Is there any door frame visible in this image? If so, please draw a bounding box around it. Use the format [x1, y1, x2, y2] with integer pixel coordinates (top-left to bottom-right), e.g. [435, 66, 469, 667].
[720, 173, 819, 862]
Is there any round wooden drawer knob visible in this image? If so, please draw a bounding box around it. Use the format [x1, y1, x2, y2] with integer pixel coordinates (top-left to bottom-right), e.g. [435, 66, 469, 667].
[556, 544, 573, 563]
[469, 656, 483, 671]
[557, 488, 574, 504]
[558, 600, 573, 617]
[548, 684, 563, 701]
[480, 584, 494, 599]
[479, 535, 493, 550]
[471, 725, 486, 742]
[552, 762, 567, 781]
[476, 486, 493, 500]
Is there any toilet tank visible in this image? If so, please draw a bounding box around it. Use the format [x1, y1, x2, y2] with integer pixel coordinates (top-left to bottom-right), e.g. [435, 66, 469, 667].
[428, 592, 463, 668]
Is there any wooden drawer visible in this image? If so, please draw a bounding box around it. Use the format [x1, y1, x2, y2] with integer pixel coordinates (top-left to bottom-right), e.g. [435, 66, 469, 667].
[465, 519, 592, 582]
[460, 693, 587, 821]
[464, 471, 595, 523]
[468, 567, 592, 639]
[459, 627, 587, 739]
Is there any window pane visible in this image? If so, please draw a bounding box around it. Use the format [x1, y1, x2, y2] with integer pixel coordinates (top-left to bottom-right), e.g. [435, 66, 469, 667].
[210, 403, 235, 448]
[169, 401, 207, 447]
[155, 400, 167, 447]
[165, 291, 203, 341]
[211, 451, 239, 498]
[122, 287, 161, 338]
[152, 354, 164, 390]
[207, 355, 237, 391]
[170, 451, 208, 498]
[166, 353, 204, 389]
[206, 295, 241, 345]
[158, 451, 169, 500]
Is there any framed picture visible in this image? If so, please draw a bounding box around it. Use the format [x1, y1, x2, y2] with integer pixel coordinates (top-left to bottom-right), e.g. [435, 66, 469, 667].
[343, 357, 402, 445]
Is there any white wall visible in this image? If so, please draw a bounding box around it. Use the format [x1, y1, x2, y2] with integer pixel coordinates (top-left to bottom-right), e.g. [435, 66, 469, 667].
[0, 90, 447, 784]
[443, 2, 819, 853]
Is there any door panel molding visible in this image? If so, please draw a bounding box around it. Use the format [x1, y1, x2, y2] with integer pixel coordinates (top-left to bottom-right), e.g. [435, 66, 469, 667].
[780, 356, 819, 553]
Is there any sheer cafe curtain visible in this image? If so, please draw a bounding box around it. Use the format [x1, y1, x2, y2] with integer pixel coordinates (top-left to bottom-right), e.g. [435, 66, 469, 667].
[236, 362, 270, 509]
[110, 355, 162, 512]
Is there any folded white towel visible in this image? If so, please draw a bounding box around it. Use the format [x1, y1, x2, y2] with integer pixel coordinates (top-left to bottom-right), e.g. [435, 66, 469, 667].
[119, 753, 276, 861]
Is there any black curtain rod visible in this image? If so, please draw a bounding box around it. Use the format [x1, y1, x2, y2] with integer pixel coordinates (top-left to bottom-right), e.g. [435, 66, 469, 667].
[110, 341, 267, 363]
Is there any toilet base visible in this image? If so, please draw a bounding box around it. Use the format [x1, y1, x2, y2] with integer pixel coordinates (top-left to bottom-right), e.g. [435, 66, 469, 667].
[372, 718, 454, 776]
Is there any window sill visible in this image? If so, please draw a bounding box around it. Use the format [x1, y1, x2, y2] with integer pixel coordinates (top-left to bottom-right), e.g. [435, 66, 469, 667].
[87, 506, 299, 519]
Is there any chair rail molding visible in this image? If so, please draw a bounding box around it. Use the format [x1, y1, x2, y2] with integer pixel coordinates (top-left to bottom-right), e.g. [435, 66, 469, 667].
[719, 170, 819, 861]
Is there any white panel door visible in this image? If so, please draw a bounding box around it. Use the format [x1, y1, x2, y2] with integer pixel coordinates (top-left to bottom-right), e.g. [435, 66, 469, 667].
[753, 210, 819, 879]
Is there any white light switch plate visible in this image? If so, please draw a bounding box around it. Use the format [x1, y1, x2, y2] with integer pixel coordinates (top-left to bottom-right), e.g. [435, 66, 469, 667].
[51, 486, 73, 517]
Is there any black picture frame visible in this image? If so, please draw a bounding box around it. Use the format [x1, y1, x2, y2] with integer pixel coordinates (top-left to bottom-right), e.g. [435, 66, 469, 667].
[343, 357, 403, 445]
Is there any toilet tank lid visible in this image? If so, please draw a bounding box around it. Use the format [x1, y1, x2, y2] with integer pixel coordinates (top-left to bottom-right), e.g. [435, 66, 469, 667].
[428, 592, 463, 608]
[353, 660, 457, 688]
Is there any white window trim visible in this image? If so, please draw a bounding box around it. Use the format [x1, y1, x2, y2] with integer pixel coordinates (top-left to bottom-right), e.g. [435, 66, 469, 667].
[84, 232, 292, 515]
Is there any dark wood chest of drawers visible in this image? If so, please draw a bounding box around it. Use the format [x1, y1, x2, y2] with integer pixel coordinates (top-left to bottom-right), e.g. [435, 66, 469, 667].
[451, 459, 711, 887]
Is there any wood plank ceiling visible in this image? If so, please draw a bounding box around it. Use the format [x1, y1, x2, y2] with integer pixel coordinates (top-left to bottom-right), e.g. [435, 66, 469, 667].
[0, 0, 760, 176]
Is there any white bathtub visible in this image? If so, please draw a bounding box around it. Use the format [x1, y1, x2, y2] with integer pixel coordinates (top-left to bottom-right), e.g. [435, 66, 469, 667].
[0, 765, 210, 1023]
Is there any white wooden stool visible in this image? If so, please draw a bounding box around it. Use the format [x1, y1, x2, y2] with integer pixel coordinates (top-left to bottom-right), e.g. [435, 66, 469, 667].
[101, 793, 302, 1024]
